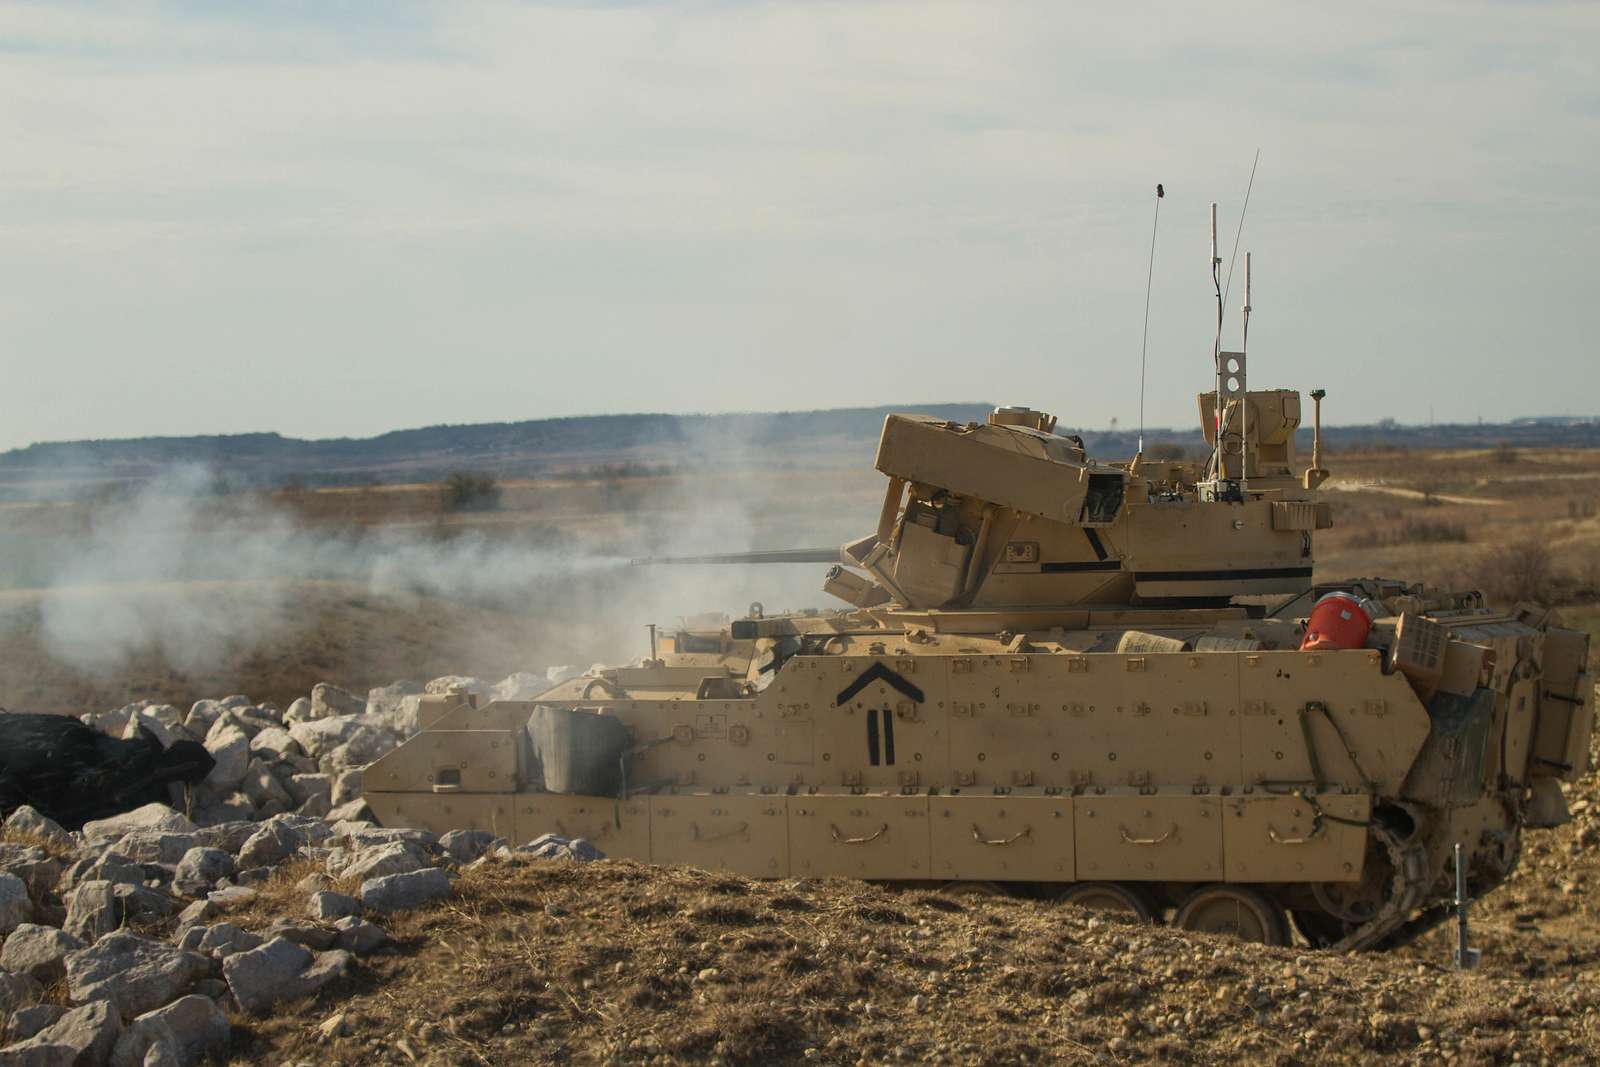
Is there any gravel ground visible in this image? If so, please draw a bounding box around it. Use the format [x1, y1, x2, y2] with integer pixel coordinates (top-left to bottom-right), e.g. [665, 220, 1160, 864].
[228, 840, 1600, 1067]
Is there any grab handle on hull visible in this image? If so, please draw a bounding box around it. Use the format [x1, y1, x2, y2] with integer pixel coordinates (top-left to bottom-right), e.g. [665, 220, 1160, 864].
[1119, 824, 1178, 846]
[690, 821, 749, 844]
[971, 824, 1032, 846]
[830, 823, 889, 845]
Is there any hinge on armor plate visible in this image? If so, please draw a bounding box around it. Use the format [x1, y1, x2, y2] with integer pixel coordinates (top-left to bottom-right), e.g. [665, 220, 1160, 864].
[1132, 701, 1152, 716]
[1068, 658, 1089, 673]
[1243, 700, 1269, 715]
[1012, 770, 1034, 786]
[1363, 699, 1387, 716]
[1125, 657, 1147, 672]
[956, 770, 976, 786]
[1129, 770, 1151, 787]
[1070, 770, 1093, 788]
[1007, 702, 1038, 717]
[896, 701, 920, 722]
[953, 702, 975, 718]
[953, 659, 973, 674]
[898, 770, 920, 787]
[1068, 702, 1090, 717]
[1182, 701, 1207, 717]
[842, 771, 862, 786]
[1008, 658, 1029, 673]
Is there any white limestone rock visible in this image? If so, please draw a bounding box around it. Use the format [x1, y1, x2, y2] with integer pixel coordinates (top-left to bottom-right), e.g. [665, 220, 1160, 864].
[340, 842, 425, 884]
[109, 832, 197, 868]
[221, 938, 350, 1015]
[81, 805, 195, 847]
[64, 932, 204, 1019]
[172, 848, 235, 898]
[0, 969, 43, 1016]
[1, 924, 85, 984]
[2, 806, 72, 848]
[246, 727, 301, 762]
[330, 770, 364, 807]
[310, 684, 364, 720]
[200, 726, 250, 792]
[64, 881, 122, 943]
[0, 1000, 121, 1067]
[108, 994, 229, 1067]
[359, 868, 451, 912]
[0, 872, 35, 935]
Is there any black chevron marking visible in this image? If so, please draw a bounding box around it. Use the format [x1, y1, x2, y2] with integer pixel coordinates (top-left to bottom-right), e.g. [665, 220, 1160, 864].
[835, 661, 925, 705]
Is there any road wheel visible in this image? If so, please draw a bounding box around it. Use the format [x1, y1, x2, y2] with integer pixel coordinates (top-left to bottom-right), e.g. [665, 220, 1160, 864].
[1056, 882, 1154, 922]
[1174, 885, 1288, 945]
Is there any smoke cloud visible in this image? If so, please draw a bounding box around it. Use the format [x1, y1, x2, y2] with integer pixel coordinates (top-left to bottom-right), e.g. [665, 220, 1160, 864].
[12, 460, 863, 684]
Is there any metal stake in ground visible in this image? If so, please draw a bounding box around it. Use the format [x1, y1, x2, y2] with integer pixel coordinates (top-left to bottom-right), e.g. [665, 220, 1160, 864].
[1454, 842, 1481, 971]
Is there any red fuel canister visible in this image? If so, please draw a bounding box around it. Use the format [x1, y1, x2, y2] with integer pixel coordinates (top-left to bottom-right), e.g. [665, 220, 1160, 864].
[1300, 592, 1375, 651]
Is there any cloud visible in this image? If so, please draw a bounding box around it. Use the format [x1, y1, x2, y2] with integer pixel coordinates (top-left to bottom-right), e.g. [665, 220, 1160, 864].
[0, 0, 1597, 449]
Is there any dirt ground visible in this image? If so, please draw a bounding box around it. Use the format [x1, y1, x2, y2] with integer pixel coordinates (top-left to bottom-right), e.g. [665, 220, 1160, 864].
[220, 773, 1600, 1067]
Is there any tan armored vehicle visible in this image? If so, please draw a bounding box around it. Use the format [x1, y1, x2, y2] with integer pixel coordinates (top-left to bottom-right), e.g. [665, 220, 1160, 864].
[366, 267, 1592, 951]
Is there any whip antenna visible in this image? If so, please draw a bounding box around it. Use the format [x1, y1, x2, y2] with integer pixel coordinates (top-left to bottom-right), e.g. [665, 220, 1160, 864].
[1137, 182, 1164, 456]
[1221, 148, 1260, 323]
[1209, 202, 1222, 483]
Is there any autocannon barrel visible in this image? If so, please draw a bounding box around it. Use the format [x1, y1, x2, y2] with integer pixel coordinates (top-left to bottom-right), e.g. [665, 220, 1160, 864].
[628, 548, 840, 566]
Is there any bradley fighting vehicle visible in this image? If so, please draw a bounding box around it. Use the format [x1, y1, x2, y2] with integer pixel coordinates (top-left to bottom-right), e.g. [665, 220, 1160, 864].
[366, 225, 1594, 950]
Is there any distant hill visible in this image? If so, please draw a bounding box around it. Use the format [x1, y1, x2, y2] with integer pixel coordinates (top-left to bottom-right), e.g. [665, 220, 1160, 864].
[0, 405, 996, 495]
[3, 403, 1597, 498]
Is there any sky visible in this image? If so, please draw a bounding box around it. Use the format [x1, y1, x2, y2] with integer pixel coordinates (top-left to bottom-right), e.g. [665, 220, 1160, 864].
[1, 0, 1596, 452]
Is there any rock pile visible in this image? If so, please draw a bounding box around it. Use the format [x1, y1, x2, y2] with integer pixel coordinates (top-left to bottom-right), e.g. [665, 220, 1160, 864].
[0, 676, 609, 1066]
[0, 791, 605, 1064]
[71, 668, 581, 829]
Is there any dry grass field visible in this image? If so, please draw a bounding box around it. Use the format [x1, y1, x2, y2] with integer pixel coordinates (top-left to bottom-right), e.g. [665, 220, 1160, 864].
[1318, 444, 1600, 643]
[0, 443, 1596, 716]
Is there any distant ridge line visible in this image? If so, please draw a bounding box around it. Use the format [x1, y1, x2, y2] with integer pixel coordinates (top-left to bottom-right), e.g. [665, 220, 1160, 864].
[4, 403, 1599, 493]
